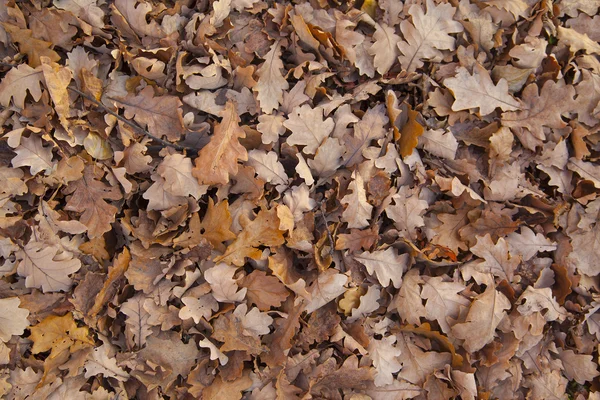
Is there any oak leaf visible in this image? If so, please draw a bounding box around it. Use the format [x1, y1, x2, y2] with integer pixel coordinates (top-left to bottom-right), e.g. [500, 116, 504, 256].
[247, 149, 288, 186]
[398, 103, 424, 157]
[354, 248, 409, 289]
[255, 41, 288, 114]
[116, 86, 185, 141]
[368, 335, 402, 387]
[0, 63, 43, 108]
[193, 101, 248, 186]
[517, 287, 568, 322]
[204, 263, 247, 303]
[502, 80, 576, 144]
[385, 186, 428, 240]
[341, 171, 373, 229]
[213, 310, 267, 355]
[304, 269, 348, 314]
[284, 105, 334, 155]
[110, 0, 165, 40]
[202, 374, 253, 400]
[40, 57, 73, 132]
[54, 0, 106, 29]
[368, 23, 400, 75]
[17, 241, 81, 292]
[484, 0, 528, 19]
[444, 63, 521, 115]
[396, 332, 452, 385]
[257, 113, 286, 144]
[0, 297, 29, 342]
[30, 312, 93, 355]
[157, 153, 207, 199]
[64, 166, 121, 238]
[557, 349, 600, 384]
[451, 286, 510, 352]
[120, 294, 153, 348]
[567, 223, 600, 276]
[468, 234, 520, 283]
[348, 285, 381, 322]
[2, 24, 61, 67]
[419, 129, 458, 160]
[239, 270, 289, 311]
[393, 269, 426, 325]
[421, 276, 470, 334]
[335, 227, 379, 253]
[84, 344, 130, 382]
[397, 0, 463, 72]
[128, 332, 198, 392]
[193, 199, 235, 253]
[215, 208, 285, 267]
[506, 226, 557, 261]
[10, 134, 54, 175]
[179, 294, 219, 324]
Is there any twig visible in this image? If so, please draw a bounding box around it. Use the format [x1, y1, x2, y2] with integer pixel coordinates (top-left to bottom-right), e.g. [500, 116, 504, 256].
[67, 86, 197, 155]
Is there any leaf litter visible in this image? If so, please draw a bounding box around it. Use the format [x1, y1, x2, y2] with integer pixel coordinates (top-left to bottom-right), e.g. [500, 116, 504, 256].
[1, 0, 600, 399]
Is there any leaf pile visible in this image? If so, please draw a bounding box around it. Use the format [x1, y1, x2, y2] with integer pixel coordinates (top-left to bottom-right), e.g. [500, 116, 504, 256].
[1, 0, 600, 399]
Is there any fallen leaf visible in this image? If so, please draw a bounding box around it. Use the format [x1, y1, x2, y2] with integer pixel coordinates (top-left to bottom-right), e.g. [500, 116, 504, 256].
[193, 101, 248, 185]
[451, 286, 511, 352]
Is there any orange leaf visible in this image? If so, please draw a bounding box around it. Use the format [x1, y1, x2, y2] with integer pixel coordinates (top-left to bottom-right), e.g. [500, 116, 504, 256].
[398, 103, 424, 158]
[193, 101, 248, 186]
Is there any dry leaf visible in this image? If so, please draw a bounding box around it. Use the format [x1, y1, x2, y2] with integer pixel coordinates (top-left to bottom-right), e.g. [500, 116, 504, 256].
[444, 63, 521, 115]
[397, 0, 463, 72]
[451, 286, 510, 352]
[193, 101, 248, 186]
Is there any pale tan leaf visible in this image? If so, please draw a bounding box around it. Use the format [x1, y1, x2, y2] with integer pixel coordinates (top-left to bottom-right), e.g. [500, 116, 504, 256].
[0, 297, 29, 342]
[116, 86, 185, 142]
[179, 294, 219, 324]
[354, 248, 409, 289]
[247, 150, 288, 186]
[418, 129, 458, 160]
[304, 269, 348, 314]
[0, 63, 43, 108]
[10, 135, 54, 175]
[84, 344, 130, 382]
[385, 186, 428, 240]
[255, 41, 288, 114]
[368, 23, 400, 75]
[517, 287, 568, 322]
[451, 286, 510, 352]
[120, 294, 153, 348]
[421, 276, 470, 334]
[17, 242, 81, 292]
[444, 63, 521, 115]
[157, 153, 207, 199]
[341, 171, 373, 229]
[204, 263, 247, 303]
[284, 105, 334, 155]
[368, 335, 402, 387]
[397, 0, 463, 72]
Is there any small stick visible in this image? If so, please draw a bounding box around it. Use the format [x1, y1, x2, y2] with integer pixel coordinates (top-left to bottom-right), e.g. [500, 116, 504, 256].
[67, 86, 197, 154]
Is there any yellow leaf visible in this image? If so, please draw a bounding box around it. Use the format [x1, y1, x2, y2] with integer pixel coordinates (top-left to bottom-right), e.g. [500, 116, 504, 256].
[83, 133, 113, 160]
[30, 313, 94, 355]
